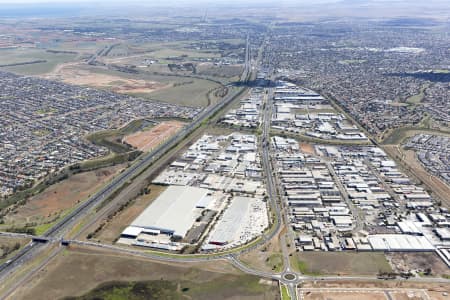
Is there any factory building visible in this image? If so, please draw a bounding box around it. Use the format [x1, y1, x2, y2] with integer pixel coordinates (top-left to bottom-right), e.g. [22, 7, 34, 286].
[204, 196, 268, 249]
[122, 185, 210, 240]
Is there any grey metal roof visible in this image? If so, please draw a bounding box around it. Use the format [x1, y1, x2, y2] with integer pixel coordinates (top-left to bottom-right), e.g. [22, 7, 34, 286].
[131, 185, 209, 238]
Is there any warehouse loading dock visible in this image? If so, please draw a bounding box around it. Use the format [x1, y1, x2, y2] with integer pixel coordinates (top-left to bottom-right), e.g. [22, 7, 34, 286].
[119, 185, 212, 249]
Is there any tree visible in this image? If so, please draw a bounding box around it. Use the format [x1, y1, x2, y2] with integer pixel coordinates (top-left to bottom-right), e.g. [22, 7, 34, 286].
[13, 242, 20, 251]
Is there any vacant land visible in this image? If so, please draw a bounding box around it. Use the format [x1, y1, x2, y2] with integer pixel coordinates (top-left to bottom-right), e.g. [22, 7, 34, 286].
[196, 63, 243, 79]
[65, 280, 191, 300]
[47, 63, 222, 107]
[292, 252, 392, 275]
[13, 246, 279, 300]
[2, 165, 125, 228]
[300, 143, 316, 155]
[86, 118, 156, 154]
[0, 236, 30, 264]
[301, 281, 448, 300]
[91, 184, 167, 243]
[302, 279, 449, 291]
[299, 289, 436, 300]
[302, 291, 387, 300]
[386, 252, 450, 278]
[45, 65, 169, 94]
[123, 121, 185, 152]
[0, 48, 78, 75]
[240, 242, 284, 273]
[240, 227, 285, 273]
[143, 77, 222, 107]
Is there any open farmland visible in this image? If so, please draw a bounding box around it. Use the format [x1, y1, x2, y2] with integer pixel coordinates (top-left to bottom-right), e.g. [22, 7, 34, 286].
[123, 121, 185, 152]
[0, 48, 78, 75]
[12, 246, 279, 300]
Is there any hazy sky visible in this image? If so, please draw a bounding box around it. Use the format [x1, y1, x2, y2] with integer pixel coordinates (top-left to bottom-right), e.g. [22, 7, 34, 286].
[0, 0, 340, 3]
[1, 0, 447, 19]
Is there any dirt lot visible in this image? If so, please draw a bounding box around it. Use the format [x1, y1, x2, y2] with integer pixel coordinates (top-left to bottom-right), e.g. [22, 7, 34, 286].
[386, 252, 450, 277]
[44, 65, 168, 94]
[427, 291, 450, 300]
[300, 142, 316, 155]
[123, 121, 185, 152]
[3, 164, 125, 226]
[302, 280, 449, 292]
[92, 184, 167, 243]
[12, 246, 279, 300]
[301, 281, 449, 300]
[391, 291, 432, 300]
[294, 252, 392, 275]
[300, 289, 438, 300]
[301, 291, 387, 300]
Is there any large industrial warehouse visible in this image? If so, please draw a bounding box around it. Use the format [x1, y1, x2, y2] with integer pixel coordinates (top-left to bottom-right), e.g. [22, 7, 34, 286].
[203, 195, 268, 249]
[122, 185, 210, 240]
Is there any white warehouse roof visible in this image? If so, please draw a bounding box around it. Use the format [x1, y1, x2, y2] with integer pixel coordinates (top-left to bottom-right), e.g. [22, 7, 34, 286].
[368, 234, 434, 251]
[130, 185, 209, 238]
[207, 196, 260, 246]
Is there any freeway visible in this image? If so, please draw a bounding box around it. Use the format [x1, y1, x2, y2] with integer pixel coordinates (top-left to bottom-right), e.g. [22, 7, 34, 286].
[3, 35, 449, 300]
[0, 36, 251, 295]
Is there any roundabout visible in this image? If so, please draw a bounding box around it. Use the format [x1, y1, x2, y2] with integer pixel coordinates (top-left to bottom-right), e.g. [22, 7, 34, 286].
[281, 271, 301, 284]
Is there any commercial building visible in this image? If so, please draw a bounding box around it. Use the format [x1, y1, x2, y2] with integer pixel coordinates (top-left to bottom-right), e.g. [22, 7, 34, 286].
[204, 196, 268, 249]
[368, 234, 435, 252]
[123, 185, 210, 239]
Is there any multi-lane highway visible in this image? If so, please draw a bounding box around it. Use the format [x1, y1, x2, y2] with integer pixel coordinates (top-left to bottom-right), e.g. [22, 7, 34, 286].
[0, 36, 252, 296]
[2, 35, 450, 300]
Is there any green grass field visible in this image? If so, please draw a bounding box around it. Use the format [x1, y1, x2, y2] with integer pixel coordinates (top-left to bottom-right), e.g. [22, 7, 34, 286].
[406, 84, 428, 105]
[65, 275, 273, 300]
[79, 65, 224, 107]
[22, 248, 278, 300]
[0, 48, 77, 75]
[382, 126, 450, 145]
[292, 252, 392, 275]
[266, 253, 284, 272]
[280, 284, 290, 300]
[138, 77, 222, 107]
[149, 48, 220, 59]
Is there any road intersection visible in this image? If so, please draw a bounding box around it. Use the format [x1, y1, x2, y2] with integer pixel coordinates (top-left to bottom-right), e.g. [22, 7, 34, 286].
[0, 37, 449, 300]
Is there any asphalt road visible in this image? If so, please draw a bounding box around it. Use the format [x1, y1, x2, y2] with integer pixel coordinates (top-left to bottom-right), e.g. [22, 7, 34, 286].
[0, 36, 252, 298]
[2, 38, 450, 300]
